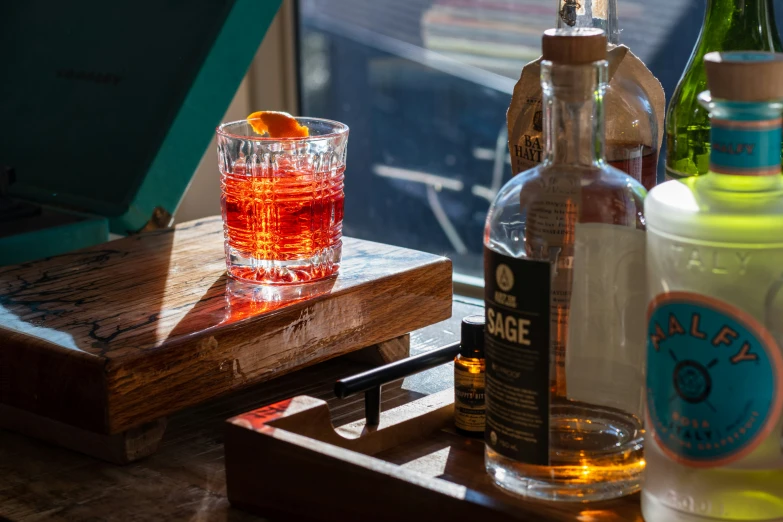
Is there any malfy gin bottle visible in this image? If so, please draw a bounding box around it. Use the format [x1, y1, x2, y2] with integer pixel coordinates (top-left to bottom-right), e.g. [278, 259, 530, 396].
[665, 0, 782, 181]
[644, 52, 783, 522]
[507, 0, 665, 190]
[485, 28, 647, 501]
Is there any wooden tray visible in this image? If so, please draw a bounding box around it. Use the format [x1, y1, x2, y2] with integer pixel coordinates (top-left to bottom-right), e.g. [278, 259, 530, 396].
[0, 217, 452, 463]
[225, 390, 643, 522]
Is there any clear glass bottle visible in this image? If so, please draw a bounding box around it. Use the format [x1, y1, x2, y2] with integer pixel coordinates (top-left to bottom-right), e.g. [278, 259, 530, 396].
[665, 0, 782, 181]
[510, 0, 662, 190]
[644, 52, 783, 522]
[484, 28, 647, 502]
[559, 0, 661, 190]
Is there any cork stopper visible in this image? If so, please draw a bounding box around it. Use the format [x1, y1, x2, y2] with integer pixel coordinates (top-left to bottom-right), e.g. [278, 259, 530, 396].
[705, 51, 783, 101]
[542, 28, 607, 65]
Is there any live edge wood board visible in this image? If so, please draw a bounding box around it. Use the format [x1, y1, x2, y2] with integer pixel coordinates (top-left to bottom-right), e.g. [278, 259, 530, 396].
[0, 217, 452, 461]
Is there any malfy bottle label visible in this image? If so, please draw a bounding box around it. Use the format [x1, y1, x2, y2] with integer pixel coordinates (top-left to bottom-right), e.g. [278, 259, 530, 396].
[484, 247, 551, 465]
[646, 292, 783, 468]
[710, 116, 782, 176]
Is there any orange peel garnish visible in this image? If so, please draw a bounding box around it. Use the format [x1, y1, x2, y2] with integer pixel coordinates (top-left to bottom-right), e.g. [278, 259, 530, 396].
[246, 111, 309, 138]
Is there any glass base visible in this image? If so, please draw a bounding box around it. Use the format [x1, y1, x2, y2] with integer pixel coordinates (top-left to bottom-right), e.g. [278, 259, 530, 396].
[641, 445, 783, 522]
[642, 491, 715, 522]
[485, 401, 644, 502]
[642, 490, 783, 522]
[225, 243, 341, 284]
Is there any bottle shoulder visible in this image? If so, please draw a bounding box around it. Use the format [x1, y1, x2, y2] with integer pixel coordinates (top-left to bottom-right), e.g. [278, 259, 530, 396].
[485, 164, 646, 255]
[667, 61, 707, 118]
[646, 176, 783, 245]
[670, 22, 783, 116]
[488, 165, 646, 211]
[605, 69, 657, 145]
[455, 356, 485, 371]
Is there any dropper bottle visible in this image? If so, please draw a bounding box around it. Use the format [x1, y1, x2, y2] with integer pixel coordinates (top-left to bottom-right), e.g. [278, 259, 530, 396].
[454, 315, 486, 438]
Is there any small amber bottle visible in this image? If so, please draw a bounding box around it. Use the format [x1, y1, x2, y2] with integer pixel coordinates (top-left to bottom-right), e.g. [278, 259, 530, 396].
[454, 314, 486, 438]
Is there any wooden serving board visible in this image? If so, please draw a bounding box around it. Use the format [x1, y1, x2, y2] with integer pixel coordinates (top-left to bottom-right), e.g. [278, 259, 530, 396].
[225, 390, 643, 522]
[0, 217, 452, 463]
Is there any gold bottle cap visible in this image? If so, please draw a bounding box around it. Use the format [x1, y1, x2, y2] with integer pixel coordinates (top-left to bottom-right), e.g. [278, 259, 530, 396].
[542, 28, 607, 65]
[705, 51, 783, 101]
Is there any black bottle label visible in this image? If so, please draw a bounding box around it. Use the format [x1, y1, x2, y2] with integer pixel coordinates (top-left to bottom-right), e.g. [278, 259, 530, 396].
[484, 246, 551, 466]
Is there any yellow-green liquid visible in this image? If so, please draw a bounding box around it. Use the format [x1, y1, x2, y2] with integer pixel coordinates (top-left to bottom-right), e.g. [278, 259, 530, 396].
[644, 173, 783, 521]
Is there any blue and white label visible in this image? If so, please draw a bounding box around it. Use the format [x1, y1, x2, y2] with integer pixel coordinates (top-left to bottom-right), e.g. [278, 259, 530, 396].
[710, 118, 782, 176]
[646, 292, 783, 468]
[721, 52, 779, 62]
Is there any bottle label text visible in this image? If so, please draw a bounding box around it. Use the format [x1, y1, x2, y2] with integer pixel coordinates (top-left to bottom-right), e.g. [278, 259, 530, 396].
[646, 292, 783, 467]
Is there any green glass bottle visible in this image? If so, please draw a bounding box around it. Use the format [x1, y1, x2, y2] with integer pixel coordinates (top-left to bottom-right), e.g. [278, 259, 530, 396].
[665, 0, 782, 180]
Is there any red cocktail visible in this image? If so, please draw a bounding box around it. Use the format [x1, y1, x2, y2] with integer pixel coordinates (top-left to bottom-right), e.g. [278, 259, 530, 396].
[216, 117, 348, 284]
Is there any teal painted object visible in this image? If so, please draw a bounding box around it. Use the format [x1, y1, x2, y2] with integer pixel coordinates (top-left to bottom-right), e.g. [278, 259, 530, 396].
[0, 208, 108, 266]
[122, 0, 283, 233]
[0, 0, 281, 262]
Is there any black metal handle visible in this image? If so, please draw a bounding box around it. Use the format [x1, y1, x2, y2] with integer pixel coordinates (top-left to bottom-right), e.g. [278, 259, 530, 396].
[335, 341, 460, 426]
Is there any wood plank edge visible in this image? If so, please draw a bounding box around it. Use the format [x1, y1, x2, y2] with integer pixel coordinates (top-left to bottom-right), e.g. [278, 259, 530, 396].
[0, 403, 166, 464]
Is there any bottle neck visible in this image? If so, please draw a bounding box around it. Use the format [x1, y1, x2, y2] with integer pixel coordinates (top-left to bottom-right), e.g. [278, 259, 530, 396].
[702, 0, 781, 51]
[700, 92, 783, 178]
[542, 61, 608, 167]
[557, 0, 619, 45]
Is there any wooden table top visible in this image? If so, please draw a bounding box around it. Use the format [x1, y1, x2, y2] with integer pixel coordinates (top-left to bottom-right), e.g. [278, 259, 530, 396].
[0, 300, 478, 521]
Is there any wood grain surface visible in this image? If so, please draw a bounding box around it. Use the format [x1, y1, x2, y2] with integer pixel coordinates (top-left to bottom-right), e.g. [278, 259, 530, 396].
[0, 300, 478, 522]
[0, 217, 452, 439]
[226, 389, 643, 522]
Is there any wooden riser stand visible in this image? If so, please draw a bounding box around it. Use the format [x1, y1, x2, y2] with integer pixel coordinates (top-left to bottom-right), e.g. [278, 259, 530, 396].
[0, 217, 452, 463]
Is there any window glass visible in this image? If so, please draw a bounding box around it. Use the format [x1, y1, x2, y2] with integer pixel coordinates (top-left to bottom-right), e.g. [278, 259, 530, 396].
[298, 0, 783, 282]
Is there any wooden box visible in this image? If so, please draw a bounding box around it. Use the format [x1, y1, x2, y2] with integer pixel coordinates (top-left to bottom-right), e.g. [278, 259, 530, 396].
[0, 217, 452, 462]
[225, 389, 643, 522]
